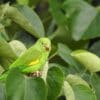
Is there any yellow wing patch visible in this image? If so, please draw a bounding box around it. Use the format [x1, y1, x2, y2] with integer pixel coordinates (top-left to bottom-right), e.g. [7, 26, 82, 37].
[28, 59, 39, 66]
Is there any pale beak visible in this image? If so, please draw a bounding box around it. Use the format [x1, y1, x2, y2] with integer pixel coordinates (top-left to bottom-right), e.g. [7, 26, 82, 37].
[45, 45, 50, 51]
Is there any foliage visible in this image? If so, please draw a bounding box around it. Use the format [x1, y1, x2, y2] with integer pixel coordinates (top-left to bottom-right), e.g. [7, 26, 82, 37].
[0, 0, 100, 100]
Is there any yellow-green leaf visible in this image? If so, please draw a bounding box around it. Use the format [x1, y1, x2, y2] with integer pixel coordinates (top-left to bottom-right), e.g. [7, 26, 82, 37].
[71, 50, 100, 73]
[66, 74, 90, 88]
[63, 81, 75, 100]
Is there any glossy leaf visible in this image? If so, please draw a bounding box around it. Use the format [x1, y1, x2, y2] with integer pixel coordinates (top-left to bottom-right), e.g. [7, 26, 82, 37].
[50, 27, 87, 50]
[71, 50, 100, 72]
[47, 67, 64, 100]
[89, 40, 100, 57]
[0, 24, 9, 41]
[9, 40, 27, 57]
[57, 43, 84, 72]
[6, 5, 45, 38]
[73, 85, 96, 100]
[63, 81, 75, 100]
[6, 68, 47, 100]
[17, 0, 29, 5]
[0, 83, 6, 100]
[63, 0, 100, 41]
[0, 37, 17, 69]
[49, 0, 67, 26]
[66, 74, 90, 88]
[91, 74, 100, 100]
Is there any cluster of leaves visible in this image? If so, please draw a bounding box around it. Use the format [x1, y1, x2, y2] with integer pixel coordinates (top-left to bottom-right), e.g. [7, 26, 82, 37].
[0, 0, 100, 100]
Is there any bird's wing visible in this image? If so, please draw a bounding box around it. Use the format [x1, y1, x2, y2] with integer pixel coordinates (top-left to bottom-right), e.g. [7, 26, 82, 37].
[10, 47, 42, 68]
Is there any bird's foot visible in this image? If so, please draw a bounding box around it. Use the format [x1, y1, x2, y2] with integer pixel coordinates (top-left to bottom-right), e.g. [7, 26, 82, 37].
[27, 71, 42, 77]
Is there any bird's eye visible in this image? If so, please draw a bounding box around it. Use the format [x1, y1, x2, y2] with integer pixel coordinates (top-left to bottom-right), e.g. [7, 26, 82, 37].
[41, 42, 44, 45]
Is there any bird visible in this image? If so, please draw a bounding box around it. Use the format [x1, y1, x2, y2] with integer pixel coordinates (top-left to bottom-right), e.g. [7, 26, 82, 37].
[0, 37, 51, 80]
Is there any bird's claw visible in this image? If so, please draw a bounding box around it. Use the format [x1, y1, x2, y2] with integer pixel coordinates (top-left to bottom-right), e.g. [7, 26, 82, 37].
[27, 71, 42, 77]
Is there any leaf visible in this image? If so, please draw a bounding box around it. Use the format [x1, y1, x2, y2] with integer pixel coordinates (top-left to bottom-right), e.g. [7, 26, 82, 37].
[0, 83, 6, 100]
[63, 76, 96, 100]
[91, 74, 100, 100]
[16, 0, 40, 7]
[9, 40, 27, 57]
[0, 37, 17, 69]
[47, 67, 64, 100]
[49, 0, 67, 26]
[0, 24, 9, 41]
[57, 43, 84, 72]
[0, 65, 4, 75]
[6, 68, 47, 100]
[49, 27, 71, 45]
[72, 85, 97, 100]
[63, 81, 75, 100]
[89, 40, 100, 57]
[57, 43, 74, 66]
[63, 75, 96, 100]
[63, 0, 99, 41]
[28, 0, 41, 7]
[84, 0, 92, 3]
[66, 74, 90, 88]
[11, 31, 36, 48]
[83, 11, 100, 40]
[6, 5, 45, 38]
[17, 0, 29, 5]
[71, 50, 100, 73]
[49, 63, 69, 76]
[50, 27, 87, 50]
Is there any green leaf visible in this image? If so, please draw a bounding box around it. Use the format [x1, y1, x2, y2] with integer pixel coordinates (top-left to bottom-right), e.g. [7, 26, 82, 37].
[0, 37, 17, 69]
[63, 81, 75, 100]
[91, 74, 100, 100]
[6, 68, 47, 100]
[66, 74, 90, 88]
[57, 43, 74, 66]
[84, 0, 92, 3]
[0, 65, 4, 75]
[63, 76, 96, 100]
[49, 63, 69, 76]
[47, 67, 64, 100]
[57, 43, 84, 72]
[49, 0, 67, 26]
[17, 0, 29, 5]
[6, 5, 45, 38]
[50, 27, 87, 49]
[10, 31, 35, 48]
[0, 24, 9, 41]
[28, 0, 41, 7]
[49, 27, 71, 45]
[72, 85, 96, 100]
[0, 83, 6, 100]
[63, 0, 99, 41]
[89, 40, 100, 57]
[71, 50, 100, 73]
[9, 40, 27, 57]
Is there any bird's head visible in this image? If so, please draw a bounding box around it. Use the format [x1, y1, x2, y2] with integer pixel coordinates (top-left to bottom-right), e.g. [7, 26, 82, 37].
[37, 38, 51, 52]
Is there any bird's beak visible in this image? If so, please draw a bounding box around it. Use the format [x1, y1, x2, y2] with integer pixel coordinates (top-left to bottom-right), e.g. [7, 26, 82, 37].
[45, 45, 50, 51]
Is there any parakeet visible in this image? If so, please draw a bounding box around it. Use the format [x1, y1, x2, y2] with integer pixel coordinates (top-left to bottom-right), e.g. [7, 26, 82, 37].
[10, 37, 51, 73]
[0, 37, 51, 80]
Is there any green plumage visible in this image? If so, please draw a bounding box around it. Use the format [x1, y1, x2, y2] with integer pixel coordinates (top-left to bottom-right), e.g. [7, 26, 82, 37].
[0, 37, 51, 80]
[10, 37, 51, 73]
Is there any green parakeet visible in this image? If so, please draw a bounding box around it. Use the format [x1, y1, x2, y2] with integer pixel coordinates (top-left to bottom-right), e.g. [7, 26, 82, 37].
[10, 37, 51, 72]
[0, 37, 51, 80]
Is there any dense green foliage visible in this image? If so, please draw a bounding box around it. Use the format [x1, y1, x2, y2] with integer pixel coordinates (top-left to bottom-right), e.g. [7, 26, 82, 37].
[0, 0, 100, 100]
